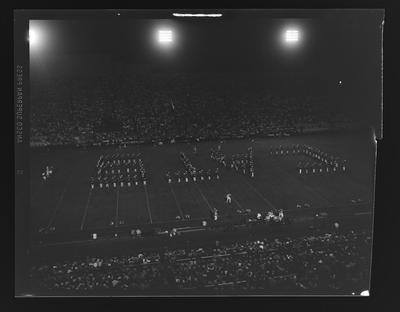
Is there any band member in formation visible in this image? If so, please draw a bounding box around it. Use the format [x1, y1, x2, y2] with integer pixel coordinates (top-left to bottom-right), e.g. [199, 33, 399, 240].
[297, 159, 348, 176]
[213, 209, 218, 221]
[166, 171, 172, 183]
[198, 169, 205, 180]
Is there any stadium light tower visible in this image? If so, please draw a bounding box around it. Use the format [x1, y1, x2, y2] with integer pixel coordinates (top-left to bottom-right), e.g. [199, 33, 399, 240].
[278, 23, 305, 51]
[29, 21, 51, 56]
[28, 27, 45, 50]
[29, 28, 39, 45]
[285, 29, 299, 43]
[151, 23, 178, 56]
[282, 28, 302, 47]
[158, 29, 173, 44]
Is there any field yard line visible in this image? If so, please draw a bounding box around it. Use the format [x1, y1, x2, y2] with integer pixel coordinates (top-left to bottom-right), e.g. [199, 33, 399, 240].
[232, 197, 243, 210]
[143, 184, 153, 224]
[239, 176, 277, 211]
[115, 189, 120, 227]
[190, 185, 208, 212]
[194, 183, 214, 212]
[47, 175, 73, 229]
[168, 183, 184, 218]
[226, 188, 244, 210]
[353, 211, 373, 216]
[270, 158, 334, 207]
[80, 188, 93, 230]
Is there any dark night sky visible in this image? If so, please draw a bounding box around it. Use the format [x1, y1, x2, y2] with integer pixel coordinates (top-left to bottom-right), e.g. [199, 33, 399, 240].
[29, 10, 384, 126]
[29, 11, 383, 74]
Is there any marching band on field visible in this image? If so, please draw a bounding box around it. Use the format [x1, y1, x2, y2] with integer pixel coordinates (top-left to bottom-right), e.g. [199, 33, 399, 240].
[90, 152, 147, 189]
[165, 152, 220, 183]
[86, 148, 291, 226]
[268, 144, 347, 175]
[210, 146, 255, 178]
[166, 168, 220, 184]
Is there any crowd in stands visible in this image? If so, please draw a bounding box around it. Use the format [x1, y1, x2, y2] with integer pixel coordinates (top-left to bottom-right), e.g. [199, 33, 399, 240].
[30, 73, 342, 147]
[28, 229, 371, 293]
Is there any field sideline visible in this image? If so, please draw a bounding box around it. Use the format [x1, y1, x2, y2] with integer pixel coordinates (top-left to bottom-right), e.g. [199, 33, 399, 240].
[29, 130, 375, 239]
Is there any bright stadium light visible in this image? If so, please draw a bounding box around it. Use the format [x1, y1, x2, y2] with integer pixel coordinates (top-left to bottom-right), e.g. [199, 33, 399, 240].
[279, 25, 304, 51]
[151, 24, 178, 54]
[29, 21, 52, 57]
[29, 28, 41, 46]
[158, 29, 173, 44]
[285, 29, 299, 43]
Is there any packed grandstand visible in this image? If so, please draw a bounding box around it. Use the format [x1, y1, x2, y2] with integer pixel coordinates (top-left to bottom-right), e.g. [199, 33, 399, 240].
[30, 73, 352, 147]
[28, 229, 371, 294]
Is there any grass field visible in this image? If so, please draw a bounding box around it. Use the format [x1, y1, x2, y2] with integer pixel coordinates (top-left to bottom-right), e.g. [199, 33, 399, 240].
[29, 129, 375, 239]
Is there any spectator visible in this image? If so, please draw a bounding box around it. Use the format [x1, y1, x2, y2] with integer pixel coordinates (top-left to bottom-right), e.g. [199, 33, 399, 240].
[28, 229, 371, 293]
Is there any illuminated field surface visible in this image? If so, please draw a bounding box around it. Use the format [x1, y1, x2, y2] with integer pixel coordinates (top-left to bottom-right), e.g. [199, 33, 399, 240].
[29, 130, 375, 241]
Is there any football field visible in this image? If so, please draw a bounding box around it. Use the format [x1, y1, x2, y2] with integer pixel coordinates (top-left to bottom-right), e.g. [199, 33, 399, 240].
[29, 130, 375, 240]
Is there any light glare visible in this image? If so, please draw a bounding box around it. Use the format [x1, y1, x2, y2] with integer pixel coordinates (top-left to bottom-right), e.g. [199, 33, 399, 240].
[158, 30, 173, 43]
[285, 30, 299, 42]
[29, 29, 40, 45]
